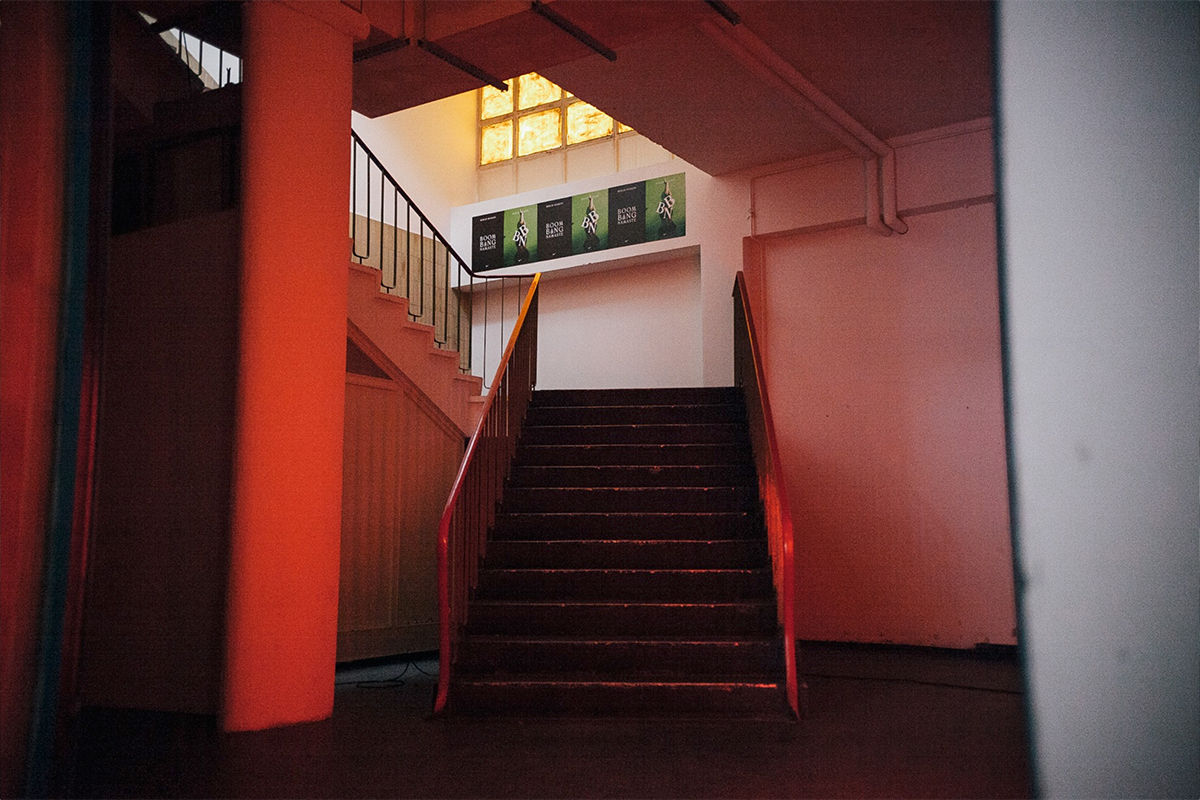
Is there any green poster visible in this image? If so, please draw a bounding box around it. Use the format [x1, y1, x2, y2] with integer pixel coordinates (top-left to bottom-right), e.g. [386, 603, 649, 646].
[645, 173, 685, 241]
[472, 173, 687, 272]
[503, 204, 538, 266]
[571, 191, 609, 254]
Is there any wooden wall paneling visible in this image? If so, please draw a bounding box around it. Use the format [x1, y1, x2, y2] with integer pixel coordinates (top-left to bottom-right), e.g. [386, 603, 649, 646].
[338, 327, 465, 661]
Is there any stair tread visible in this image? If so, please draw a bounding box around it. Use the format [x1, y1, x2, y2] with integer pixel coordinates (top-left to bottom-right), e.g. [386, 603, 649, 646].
[491, 538, 759, 544]
[493, 511, 760, 524]
[526, 423, 743, 430]
[470, 599, 774, 607]
[530, 404, 743, 412]
[454, 677, 781, 687]
[477, 566, 768, 573]
[462, 634, 777, 644]
[507, 486, 751, 490]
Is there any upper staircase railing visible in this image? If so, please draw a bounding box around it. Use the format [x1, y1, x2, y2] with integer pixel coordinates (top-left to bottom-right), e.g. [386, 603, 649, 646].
[138, 9, 243, 90]
[351, 130, 531, 384]
[434, 274, 541, 714]
[137, 4, 524, 386]
[733, 271, 800, 718]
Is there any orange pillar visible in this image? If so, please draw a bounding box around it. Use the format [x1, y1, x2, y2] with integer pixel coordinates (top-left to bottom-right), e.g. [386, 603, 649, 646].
[223, 1, 367, 732]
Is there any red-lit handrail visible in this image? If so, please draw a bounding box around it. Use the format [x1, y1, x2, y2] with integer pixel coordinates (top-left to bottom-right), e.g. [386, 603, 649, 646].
[733, 271, 799, 717]
[434, 273, 541, 714]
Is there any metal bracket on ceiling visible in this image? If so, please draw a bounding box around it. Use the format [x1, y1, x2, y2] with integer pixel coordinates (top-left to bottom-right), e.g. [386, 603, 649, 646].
[417, 39, 508, 92]
[531, 1, 617, 62]
[702, 1, 741, 26]
[353, 37, 411, 63]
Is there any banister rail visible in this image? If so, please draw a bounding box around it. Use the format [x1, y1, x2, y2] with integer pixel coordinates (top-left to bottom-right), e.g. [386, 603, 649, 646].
[351, 130, 535, 386]
[733, 271, 800, 718]
[434, 273, 541, 714]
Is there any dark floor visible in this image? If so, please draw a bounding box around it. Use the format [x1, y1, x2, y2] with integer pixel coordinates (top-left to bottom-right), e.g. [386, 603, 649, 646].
[69, 643, 1032, 799]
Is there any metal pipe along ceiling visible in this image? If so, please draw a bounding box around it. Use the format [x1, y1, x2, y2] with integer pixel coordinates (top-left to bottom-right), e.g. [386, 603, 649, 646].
[700, 20, 908, 236]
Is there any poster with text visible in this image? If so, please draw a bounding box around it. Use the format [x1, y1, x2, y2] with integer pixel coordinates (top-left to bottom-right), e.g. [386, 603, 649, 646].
[607, 181, 647, 248]
[502, 204, 538, 267]
[471, 173, 687, 271]
[572, 191, 608, 254]
[471, 212, 504, 272]
[537, 197, 573, 261]
[645, 172, 686, 240]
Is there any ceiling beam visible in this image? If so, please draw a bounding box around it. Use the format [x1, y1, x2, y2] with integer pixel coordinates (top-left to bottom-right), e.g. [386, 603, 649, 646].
[531, 1, 617, 62]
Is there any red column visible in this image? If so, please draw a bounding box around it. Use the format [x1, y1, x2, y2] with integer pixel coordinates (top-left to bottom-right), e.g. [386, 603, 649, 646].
[223, 1, 367, 732]
[0, 3, 67, 792]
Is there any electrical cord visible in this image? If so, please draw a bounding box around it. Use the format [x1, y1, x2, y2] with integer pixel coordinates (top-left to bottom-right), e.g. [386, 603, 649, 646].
[334, 658, 440, 688]
[802, 671, 1023, 695]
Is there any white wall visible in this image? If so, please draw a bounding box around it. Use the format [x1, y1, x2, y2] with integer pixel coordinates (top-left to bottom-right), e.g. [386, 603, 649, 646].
[997, 2, 1199, 796]
[477, 130, 677, 201]
[452, 159, 752, 390]
[352, 92, 478, 235]
[751, 124, 1015, 649]
[536, 254, 702, 389]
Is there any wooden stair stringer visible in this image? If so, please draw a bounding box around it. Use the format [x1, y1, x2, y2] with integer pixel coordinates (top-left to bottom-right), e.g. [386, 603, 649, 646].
[347, 261, 482, 434]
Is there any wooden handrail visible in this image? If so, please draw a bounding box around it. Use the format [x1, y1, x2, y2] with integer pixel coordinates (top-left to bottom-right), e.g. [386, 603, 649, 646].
[733, 271, 799, 717]
[434, 273, 541, 714]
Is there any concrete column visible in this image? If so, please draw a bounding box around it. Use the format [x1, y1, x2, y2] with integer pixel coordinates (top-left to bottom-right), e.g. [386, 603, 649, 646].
[223, 1, 366, 732]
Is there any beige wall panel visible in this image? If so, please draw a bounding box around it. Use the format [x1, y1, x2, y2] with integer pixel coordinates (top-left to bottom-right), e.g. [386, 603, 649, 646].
[338, 374, 463, 661]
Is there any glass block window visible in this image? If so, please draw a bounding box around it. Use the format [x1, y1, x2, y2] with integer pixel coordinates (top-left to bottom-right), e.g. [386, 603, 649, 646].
[518, 73, 561, 110]
[518, 109, 562, 156]
[480, 121, 513, 165]
[567, 102, 613, 145]
[479, 73, 634, 166]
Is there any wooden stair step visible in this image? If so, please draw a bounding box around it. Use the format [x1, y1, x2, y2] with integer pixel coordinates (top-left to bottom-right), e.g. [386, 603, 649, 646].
[526, 403, 746, 427]
[447, 677, 788, 716]
[508, 464, 756, 488]
[514, 443, 752, 467]
[484, 539, 768, 570]
[500, 486, 759, 514]
[474, 568, 773, 601]
[465, 600, 779, 637]
[490, 511, 762, 540]
[531, 387, 741, 407]
[522, 423, 745, 446]
[456, 636, 782, 676]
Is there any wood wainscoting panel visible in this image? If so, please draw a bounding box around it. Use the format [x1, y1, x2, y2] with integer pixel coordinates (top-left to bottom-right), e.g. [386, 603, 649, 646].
[338, 371, 464, 661]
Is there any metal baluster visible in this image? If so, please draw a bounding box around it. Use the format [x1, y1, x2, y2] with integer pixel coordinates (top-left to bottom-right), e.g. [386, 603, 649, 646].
[389, 186, 399, 293]
[406, 203, 413, 316]
[442, 247, 450, 348]
[350, 143, 365, 262]
[418, 218, 426, 323]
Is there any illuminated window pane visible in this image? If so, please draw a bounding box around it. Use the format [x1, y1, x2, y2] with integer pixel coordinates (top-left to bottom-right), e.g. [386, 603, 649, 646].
[518, 109, 562, 156]
[518, 73, 561, 110]
[480, 121, 513, 164]
[618, 122, 634, 133]
[481, 80, 514, 119]
[567, 101, 613, 144]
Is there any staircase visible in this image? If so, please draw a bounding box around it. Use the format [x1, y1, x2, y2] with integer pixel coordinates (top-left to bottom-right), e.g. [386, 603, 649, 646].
[449, 387, 790, 716]
[347, 261, 483, 434]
